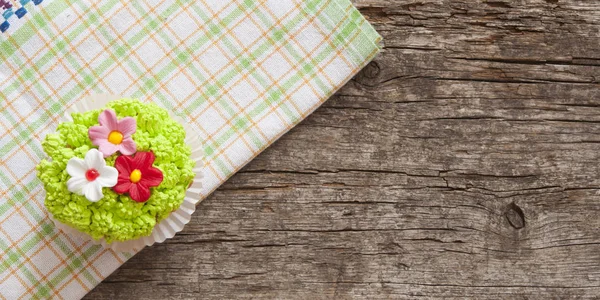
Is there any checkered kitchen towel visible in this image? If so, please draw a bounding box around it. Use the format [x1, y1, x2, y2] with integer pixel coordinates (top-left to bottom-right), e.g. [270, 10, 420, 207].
[0, 0, 380, 298]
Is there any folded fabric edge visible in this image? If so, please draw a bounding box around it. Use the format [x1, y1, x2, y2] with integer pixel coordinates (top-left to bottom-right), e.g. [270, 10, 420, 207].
[334, 0, 382, 47]
[312, 0, 381, 70]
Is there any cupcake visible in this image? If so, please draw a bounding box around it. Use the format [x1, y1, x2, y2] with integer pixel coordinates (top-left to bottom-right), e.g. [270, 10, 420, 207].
[37, 98, 199, 245]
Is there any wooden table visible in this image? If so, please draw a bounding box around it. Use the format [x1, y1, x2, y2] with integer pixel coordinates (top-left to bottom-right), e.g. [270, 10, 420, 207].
[86, 1, 600, 298]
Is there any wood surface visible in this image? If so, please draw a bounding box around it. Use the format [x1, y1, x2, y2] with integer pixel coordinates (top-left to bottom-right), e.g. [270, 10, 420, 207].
[86, 0, 600, 299]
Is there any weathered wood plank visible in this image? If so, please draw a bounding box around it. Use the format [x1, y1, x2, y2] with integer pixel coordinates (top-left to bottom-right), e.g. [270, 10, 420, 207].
[86, 1, 600, 298]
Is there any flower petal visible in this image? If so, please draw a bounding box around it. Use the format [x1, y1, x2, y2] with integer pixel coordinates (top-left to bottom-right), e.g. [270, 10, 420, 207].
[132, 151, 155, 169]
[140, 167, 163, 187]
[129, 183, 150, 202]
[66, 157, 86, 177]
[67, 177, 87, 195]
[114, 155, 133, 175]
[113, 180, 132, 194]
[98, 109, 118, 130]
[84, 182, 103, 202]
[84, 148, 106, 170]
[94, 139, 120, 157]
[118, 117, 136, 137]
[118, 138, 137, 156]
[117, 173, 130, 182]
[88, 125, 110, 142]
[98, 166, 118, 187]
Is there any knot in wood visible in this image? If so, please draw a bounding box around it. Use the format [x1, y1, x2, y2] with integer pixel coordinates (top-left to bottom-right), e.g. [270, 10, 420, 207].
[362, 61, 381, 79]
[505, 202, 525, 230]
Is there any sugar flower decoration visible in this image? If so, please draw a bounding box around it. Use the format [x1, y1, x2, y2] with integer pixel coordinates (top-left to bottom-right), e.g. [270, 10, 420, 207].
[89, 109, 137, 157]
[113, 151, 163, 203]
[66, 148, 118, 202]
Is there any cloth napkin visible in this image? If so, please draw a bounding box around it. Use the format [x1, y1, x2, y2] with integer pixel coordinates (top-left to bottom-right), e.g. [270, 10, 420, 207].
[0, 0, 381, 298]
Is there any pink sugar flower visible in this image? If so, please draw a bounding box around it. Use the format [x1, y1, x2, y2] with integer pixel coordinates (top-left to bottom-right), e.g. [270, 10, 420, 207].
[88, 109, 137, 157]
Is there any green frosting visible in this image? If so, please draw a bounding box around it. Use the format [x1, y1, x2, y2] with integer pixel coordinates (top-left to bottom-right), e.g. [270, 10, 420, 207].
[37, 99, 196, 242]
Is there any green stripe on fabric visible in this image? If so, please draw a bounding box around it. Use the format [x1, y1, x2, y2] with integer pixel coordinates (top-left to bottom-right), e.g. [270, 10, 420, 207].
[0, 222, 53, 275]
[30, 241, 103, 298]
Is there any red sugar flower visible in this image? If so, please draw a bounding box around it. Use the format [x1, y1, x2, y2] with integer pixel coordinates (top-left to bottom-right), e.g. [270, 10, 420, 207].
[113, 151, 163, 202]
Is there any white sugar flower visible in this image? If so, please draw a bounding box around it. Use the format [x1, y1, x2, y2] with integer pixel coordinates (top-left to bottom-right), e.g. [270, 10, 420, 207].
[66, 148, 118, 202]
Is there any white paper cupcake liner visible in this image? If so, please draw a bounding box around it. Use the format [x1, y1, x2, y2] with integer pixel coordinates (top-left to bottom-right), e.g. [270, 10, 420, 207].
[49, 94, 204, 252]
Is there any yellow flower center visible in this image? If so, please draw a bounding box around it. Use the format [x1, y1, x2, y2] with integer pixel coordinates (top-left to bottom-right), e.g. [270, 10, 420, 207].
[108, 131, 124, 145]
[130, 169, 142, 183]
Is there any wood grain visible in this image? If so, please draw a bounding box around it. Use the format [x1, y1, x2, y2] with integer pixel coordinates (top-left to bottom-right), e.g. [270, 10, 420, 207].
[85, 1, 600, 299]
